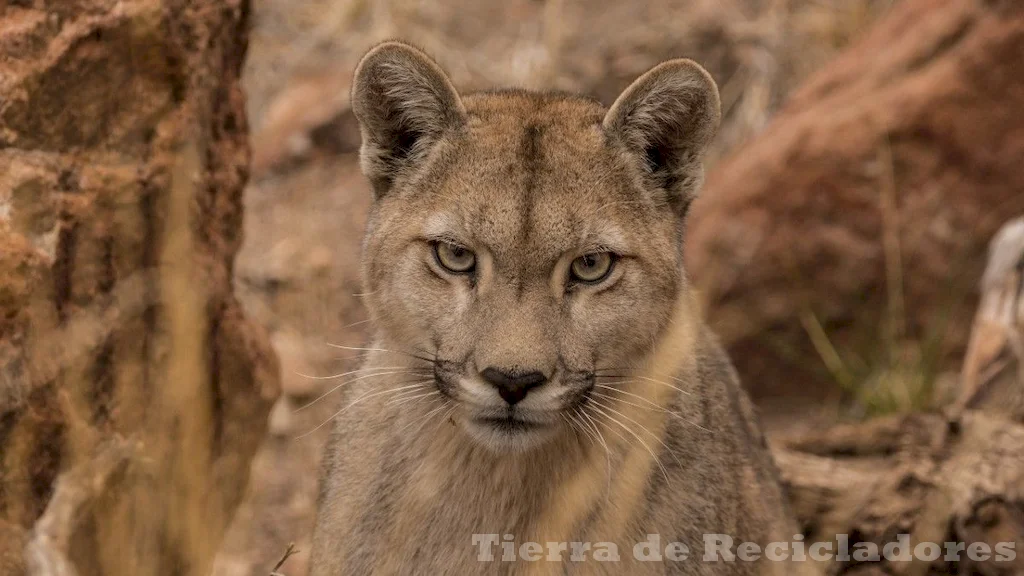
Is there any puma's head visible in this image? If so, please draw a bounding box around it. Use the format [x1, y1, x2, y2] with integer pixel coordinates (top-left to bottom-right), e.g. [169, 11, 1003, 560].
[352, 41, 720, 452]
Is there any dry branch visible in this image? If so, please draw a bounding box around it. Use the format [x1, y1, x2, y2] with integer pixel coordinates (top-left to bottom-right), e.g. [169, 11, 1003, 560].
[956, 218, 1024, 420]
[774, 217, 1024, 575]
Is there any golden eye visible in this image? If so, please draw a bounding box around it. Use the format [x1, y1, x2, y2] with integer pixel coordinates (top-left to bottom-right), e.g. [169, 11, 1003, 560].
[570, 252, 614, 284]
[433, 242, 476, 274]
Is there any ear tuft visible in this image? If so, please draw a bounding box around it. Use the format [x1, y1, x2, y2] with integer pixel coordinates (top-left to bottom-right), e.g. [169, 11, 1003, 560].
[351, 41, 465, 198]
[603, 59, 721, 214]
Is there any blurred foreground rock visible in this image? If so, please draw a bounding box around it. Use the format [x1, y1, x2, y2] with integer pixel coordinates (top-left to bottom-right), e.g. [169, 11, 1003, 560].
[0, 1, 278, 575]
[687, 0, 1024, 408]
[775, 217, 1024, 575]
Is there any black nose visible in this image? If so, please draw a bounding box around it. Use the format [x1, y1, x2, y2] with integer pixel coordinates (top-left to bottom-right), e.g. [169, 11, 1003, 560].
[480, 367, 548, 405]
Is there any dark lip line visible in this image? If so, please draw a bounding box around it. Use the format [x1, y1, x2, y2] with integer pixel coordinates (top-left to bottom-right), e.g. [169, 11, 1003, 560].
[474, 414, 543, 430]
[476, 414, 531, 423]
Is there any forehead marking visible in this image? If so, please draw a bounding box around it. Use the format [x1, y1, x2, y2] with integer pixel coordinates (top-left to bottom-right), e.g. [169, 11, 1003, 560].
[519, 123, 543, 226]
[516, 123, 544, 296]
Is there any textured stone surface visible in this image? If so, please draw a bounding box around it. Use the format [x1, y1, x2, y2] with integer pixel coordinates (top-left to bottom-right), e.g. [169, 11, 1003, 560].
[686, 0, 1024, 407]
[0, 1, 278, 575]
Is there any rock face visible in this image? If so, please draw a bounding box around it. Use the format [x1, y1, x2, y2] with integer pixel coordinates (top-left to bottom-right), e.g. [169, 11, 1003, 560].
[0, 2, 278, 575]
[686, 0, 1024, 407]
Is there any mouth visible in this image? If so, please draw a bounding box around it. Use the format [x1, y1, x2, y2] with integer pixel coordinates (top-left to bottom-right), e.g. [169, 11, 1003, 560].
[473, 414, 541, 433]
[462, 408, 557, 452]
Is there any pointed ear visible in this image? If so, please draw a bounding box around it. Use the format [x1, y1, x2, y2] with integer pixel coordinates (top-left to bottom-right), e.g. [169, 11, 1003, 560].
[603, 59, 721, 215]
[351, 41, 466, 198]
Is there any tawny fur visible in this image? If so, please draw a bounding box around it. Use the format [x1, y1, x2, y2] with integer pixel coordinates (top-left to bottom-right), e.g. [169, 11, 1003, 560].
[311, 41, 806, 576]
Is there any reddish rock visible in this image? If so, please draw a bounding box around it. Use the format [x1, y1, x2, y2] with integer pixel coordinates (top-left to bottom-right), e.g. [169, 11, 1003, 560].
[0, 1, 278, 575]
[686, 0, 1024, 407]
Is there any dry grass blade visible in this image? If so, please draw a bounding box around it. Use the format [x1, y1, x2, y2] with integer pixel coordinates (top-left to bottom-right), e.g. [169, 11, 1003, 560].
[25, 439, 136, 576]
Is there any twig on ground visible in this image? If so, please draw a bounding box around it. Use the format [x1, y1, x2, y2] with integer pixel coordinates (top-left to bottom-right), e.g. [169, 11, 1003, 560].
[270, 542, 298, 576]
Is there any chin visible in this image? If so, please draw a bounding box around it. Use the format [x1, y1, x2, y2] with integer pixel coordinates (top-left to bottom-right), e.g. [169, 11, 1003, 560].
[460, 411, 560, 453]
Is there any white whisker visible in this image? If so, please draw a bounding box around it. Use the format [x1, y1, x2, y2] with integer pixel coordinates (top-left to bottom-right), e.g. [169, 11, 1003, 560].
[295, 365, 416, 381]
[296, 383, 429, 439]
[295, 369, 433, 412]
[430, 405, 458, 435]
[572, 407, 612, 498]
[399, 402, 450, 436]
[631, 375, 692, 396]
[587, 396, 683, 471]
[324, 343, 435, 363]
[587, 402, 670, 484]
[593, 384, 712, 434]
[593, 383, 712, 432]
[340, 318, 372, 329]
[385, 388, 440, 408]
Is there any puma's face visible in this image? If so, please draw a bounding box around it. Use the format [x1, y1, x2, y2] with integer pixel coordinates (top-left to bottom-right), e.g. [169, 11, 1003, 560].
[351, 42, 720, 452]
